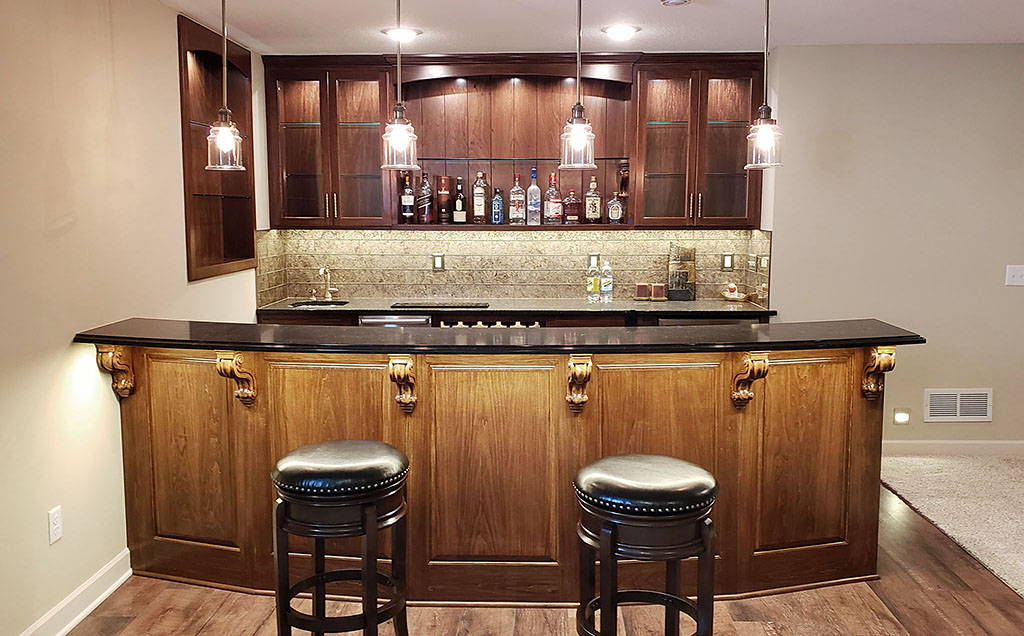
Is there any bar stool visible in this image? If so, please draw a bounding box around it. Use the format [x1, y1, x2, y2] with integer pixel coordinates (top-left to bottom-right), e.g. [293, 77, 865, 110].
[574, 454, 718, 636]
[272, 440, 410, 636]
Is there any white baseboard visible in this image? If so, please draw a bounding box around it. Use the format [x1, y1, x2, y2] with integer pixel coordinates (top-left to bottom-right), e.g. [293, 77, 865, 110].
[18, 548, 132, 636]
[882, 440, 1024, 456]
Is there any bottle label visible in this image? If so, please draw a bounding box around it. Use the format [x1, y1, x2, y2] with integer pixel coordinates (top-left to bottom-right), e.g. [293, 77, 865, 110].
[544, 201, 562, 220]
[587, 276, 599, 293]
[586, 197, 601, 219]
[401, 195, 414, 206]
[455, 199, 463, 211]
[473, 194, 486, 216]
[600, 277, 613, 292]
[509, 194, 525, 220]
[608, 203, 623, 220]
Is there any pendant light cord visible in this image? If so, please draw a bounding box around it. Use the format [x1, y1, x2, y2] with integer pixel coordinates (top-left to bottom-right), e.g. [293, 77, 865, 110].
[762, 0, 770, 107]
[396, 0, 403, 107]
[575, 0, 582, 106]
[221, 0, 228, 114]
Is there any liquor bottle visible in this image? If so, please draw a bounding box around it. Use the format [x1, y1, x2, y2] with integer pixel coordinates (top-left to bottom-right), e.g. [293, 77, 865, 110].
[618, 159, 630, 214]
[471, 171, 489, 225]
[491, 187, 504, 225]
[508, 173, 526, 225]
[453, 177, 467, 224]
[416, 172, 434, 224]
[526, 167, 542, 226]
[563, 188, 581, 225]
[436, 176, 453, 224]
[584, 176, 602, 224]
[599, 261, 614, 303]
[399, 173, 415, 224]
[607, 191, 624, 224]
[543, 172, 563, 225]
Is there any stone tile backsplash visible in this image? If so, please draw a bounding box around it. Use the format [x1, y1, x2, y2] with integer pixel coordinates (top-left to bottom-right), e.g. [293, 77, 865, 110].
[256, 229, 771, 307]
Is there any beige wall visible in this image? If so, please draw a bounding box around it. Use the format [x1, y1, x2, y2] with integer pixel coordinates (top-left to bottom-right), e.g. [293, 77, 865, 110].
[0, 0, 257, 633]
[768, 44, 1024, 442]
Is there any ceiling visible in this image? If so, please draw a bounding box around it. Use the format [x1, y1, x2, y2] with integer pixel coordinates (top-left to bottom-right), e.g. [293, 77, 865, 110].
[162, 0, 1024, 55]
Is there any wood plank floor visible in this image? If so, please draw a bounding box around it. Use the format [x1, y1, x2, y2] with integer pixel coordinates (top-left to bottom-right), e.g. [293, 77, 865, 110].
[70, 488, 1024, 635]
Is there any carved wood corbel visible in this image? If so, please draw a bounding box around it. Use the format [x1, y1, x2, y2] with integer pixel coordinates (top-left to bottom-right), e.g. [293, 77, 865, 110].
[566, 355, 593, 414]
[95, 345, 135, 398]
[388, 355, 417, 414]
[732, 352, 769, 408]
[862, 346, 896, 399]
[216, 351, 257, 406]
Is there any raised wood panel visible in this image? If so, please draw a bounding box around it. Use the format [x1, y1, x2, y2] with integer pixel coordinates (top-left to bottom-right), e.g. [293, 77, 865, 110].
[148, 353, 237, 546]
[757, 354, 854, 551]
[335, 79, 379, 123]
[426, 358, 560, 561]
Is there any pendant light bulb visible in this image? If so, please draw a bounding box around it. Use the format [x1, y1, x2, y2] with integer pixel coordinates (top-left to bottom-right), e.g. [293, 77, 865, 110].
[206, 0, 244, 171]
[746, 0, 781, 170]
[559, 0, 597, 170]
[381, 0, 420, 171]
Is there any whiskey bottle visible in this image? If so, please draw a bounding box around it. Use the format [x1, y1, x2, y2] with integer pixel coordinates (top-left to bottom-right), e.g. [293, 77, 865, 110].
[508, 173, 526, 225]
[526, 167, 542, 226]
[436, 175, 453, 224]
[563, 188, 581, 225]
[472, 171, 489, 225]
[607, 191, 624, 224]
[491, 187, 504, 225]
[453, 177, 467, 224]
[584, 176, 602, 224]
[543, 172, 563, 225]
[399, 173, 415, 224]
[618, 160, 630, 217]
[416, 172, 433, 224]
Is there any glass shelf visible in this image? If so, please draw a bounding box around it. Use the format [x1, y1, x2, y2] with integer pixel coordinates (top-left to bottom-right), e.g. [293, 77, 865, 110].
[278, 121, 322, 126]
[338, 122, 380, 126]
[646, 121, 689, 126]
[707, 120, 749, 125]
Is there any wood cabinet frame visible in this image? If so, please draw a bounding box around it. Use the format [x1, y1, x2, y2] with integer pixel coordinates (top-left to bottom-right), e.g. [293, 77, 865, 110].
[264, 53, 764, 230]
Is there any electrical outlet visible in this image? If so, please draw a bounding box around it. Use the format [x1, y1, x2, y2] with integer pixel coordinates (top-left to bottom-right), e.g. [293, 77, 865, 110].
[721, 254, 734, 271]
[893, 408, 911, 425]
[1006, 265, 1024, 286]
[588, 252, 601, 269]
[48, 505, 62, 545]
[431, 253, 445, 272]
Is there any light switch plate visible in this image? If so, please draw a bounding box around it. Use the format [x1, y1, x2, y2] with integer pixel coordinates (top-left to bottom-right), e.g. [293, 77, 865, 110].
[432, 253, 445, 272]
[1006, 265, 1024, 286]
[48, 505, 62, 544]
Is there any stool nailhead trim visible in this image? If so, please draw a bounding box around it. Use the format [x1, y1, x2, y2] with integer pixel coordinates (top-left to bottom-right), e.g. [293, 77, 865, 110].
[274, 466, 410, 495]
[573, 482, 716, 515]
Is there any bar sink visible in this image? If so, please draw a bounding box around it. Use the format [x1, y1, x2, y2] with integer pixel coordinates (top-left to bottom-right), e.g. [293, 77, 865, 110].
[289, 300, 350, 307]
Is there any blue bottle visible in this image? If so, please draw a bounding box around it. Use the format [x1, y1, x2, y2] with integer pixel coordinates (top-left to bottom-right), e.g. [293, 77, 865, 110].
[491, 187, 504, 225]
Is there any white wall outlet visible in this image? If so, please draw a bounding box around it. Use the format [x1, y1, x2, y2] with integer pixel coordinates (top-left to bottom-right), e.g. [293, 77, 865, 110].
[721, 254, 734, 271]
[48, 505, 62, 545]
[1006, 265, 1024, 286]
[431, 253, 445, 272]
[588, 252, 601, 269]
[893, 408, 911, 425]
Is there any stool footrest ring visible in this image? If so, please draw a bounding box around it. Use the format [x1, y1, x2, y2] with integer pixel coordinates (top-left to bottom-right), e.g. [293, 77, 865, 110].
[576, 590, 699, 636]
[285, 568, 405, 633]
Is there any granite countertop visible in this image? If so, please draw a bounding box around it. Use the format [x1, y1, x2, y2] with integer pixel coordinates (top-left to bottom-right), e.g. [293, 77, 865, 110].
[74, 318, 924, 355]
[258, 297, 776, 316]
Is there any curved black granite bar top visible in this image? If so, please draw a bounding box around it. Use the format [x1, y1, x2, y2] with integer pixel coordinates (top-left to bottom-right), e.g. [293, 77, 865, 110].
[74, 318, 925, 355]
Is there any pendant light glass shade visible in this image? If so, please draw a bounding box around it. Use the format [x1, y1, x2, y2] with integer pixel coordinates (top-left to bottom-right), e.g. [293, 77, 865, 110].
[206, 0, 244, 171]
[381, 0, 420, 171]
[745, 105, 782, 169]
[746, 0, 780, 171]
[559, 105, 597, 170]
[207, 108, 245, 171]
[559, 0, 597, 170]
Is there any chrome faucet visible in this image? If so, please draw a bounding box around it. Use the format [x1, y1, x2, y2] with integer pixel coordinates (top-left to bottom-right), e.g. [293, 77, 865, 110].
[319, 267, 339, 300]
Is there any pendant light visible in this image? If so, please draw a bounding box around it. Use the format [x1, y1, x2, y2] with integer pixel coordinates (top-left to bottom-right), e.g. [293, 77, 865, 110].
[745, 0, 782, 170]
[381, 0, 420, 171]
[205, 0, 245, 171]
[558, 0, 597, 170]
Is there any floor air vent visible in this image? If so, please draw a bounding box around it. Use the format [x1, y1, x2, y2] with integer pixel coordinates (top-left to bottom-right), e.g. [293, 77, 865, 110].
[924, 389, 993, 422]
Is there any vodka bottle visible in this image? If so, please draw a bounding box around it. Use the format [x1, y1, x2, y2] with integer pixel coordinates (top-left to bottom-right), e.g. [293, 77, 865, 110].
[526, 167, 542, 226]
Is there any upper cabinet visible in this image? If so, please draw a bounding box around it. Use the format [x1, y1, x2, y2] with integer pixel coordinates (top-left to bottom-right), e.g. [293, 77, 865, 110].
[266, 62, 392, 227]
[265, 54, 763, 230]
[634, 61, 762, 228]
[177, 16, 256, 280]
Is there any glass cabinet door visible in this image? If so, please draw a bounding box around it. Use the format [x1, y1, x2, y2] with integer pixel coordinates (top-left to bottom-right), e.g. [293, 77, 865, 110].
[695, 73, 758, 226]
[636, 71, 697, 226]
[331, 74, 388, 226]
[270, 74, 332, 227]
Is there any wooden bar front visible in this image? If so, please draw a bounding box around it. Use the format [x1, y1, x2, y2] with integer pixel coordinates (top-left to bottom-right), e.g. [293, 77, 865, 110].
[100, 344, 891, 602]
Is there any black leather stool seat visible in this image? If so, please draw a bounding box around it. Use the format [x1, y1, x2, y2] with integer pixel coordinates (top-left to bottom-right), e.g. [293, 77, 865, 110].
[574, 454, 717, 516]
[272, 439, 409, 498]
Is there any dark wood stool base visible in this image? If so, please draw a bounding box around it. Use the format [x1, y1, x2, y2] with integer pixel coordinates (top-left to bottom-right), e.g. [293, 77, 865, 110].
[274, 485, 409, 636]
[576, 509, 716, 636]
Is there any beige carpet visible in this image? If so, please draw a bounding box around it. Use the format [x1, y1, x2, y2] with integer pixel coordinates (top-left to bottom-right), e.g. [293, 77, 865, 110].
[881, 455, 1024, 597]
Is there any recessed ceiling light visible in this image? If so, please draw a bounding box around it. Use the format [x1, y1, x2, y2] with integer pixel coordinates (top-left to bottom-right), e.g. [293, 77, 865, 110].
[661, 0, 693, 5]
[601, 24, 640, 41]
[382, 28, 422, 43]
